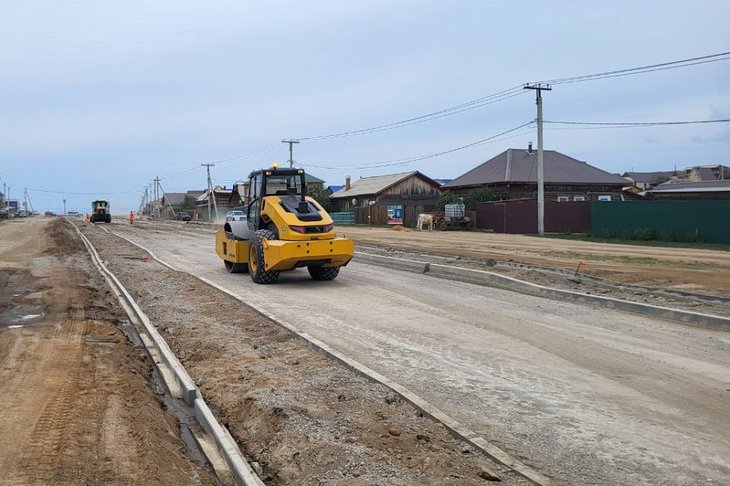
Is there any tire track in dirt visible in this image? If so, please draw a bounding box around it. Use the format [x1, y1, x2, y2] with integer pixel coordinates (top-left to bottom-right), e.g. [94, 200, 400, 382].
[0, 219, 216, 485]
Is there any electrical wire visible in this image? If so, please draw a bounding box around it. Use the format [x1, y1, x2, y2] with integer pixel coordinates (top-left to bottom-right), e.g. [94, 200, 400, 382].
[300, 121, 535, 170]
[297, 86, 527, 141]
[539, 51, 730, 85]
[207, 142, 281, 165]
[296, 52, 730, 142]
[27, 187, 143, 195]
[544, 118, 730, 130]
[158, 142, 281, 181]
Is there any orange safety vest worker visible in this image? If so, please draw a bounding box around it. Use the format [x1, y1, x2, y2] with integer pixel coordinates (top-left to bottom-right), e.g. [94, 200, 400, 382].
[129, 211, 134, 224]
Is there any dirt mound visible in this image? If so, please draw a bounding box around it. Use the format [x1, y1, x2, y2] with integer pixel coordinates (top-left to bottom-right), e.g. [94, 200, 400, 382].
[390, 224, 412, 232]
[44, 219, 85, 256]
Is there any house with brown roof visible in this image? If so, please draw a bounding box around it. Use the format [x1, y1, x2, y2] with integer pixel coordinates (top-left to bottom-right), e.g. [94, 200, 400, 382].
[622, 171, 677, 190]
[151, 190, 203, 218]
[645, 180, 730, 200]
[444, 145, 628, 202]
[330, 171, 442, 225]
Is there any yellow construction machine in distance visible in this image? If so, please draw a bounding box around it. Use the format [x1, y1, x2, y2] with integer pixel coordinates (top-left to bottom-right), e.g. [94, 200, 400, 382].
[215, 165, 354, 283]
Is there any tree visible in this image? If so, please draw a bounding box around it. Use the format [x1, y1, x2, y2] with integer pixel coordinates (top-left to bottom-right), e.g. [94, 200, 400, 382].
[308, 185, 332, 212]
[436, 190, 461, 210]
[180, 195, 197, 211]
[463, 187, 496, 210]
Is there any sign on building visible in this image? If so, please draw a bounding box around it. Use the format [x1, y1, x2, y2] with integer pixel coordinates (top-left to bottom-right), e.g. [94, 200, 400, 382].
[387, 205, 403, 224]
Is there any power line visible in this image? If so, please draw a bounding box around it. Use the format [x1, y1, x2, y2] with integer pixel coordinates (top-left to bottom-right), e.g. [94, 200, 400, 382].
[300, 121, 534, 170]
[544, 118, 730, 130]
[298, 86, 527, 141]
[158, 142, 280, 181]
[208, 142, 280, 165]
[539, 51, 730, 85]
[27, 187, 143, 195]
[296, 51, 730, 143]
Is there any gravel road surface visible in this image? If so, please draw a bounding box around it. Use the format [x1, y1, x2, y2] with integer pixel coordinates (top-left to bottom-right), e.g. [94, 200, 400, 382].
[105, 221, 730, 485]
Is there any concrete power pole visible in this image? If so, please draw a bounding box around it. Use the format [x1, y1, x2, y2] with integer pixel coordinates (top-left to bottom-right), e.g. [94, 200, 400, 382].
[138, 186, 148, 214]
[282, 139, 300, 168]
[153, 177, 161, 219]
[523, 83, 552, 236]
[202, 163, 217, 221]
[24, 188, 34, 213]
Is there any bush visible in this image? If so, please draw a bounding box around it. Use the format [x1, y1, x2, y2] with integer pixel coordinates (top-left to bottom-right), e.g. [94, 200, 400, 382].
[463, 187, 497, 210]
[180, 195, 197, 211]
[660, 229, 704, 243]
[629, 227, 655, 241]
[436, 190, 461, 210]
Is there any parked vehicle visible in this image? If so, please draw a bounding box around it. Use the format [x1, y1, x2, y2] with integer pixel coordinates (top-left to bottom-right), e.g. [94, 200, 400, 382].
[176, 211, 192, 221]
[225, 210, 246, 222]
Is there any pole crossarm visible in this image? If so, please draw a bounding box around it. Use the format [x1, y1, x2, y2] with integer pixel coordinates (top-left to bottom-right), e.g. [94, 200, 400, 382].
[282, 139, 300, 168]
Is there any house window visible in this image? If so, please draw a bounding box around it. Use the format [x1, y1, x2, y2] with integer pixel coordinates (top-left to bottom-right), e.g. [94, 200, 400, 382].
[557, 196, 569, 202]
[573, 196, 585, 202]
[597, 195, 612, 201]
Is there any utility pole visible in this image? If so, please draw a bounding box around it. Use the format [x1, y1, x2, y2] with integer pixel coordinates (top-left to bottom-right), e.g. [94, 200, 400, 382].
[202, 163, 217, 221]
[24, 188, 34, 213]
[63, 198, 67, 216]
[154, 177, 161, 203]
[157, 182, 179, 219]
[282, 139, 300, 168]
[523, 83, 552, 236]
[138, 186, 148, 214]
[153, 177, 161, 219]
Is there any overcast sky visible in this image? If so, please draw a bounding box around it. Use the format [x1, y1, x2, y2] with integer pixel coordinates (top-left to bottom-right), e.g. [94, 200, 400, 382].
[1, 1, 728, 213]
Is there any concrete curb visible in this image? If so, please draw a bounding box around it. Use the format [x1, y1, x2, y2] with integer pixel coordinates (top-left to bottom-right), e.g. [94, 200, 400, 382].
[355, 252, 730, 330]
[71, 222, 263, 486]
[111, 231, 554, 486]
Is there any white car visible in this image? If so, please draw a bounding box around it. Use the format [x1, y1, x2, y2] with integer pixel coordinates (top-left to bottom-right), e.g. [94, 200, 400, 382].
[225, 210, 246, 222]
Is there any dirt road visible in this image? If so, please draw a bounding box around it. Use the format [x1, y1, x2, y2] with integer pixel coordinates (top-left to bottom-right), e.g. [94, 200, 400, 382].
[0, 219, 215, 485]
[344, 226, 730, 295]
[106, 221, 730, 485]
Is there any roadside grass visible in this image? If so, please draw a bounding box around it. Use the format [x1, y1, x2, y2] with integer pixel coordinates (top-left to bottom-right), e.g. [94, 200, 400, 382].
[542, 233, 730, 252]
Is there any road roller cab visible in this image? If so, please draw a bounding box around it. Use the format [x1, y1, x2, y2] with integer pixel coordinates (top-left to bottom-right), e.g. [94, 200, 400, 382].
[90, 200, 111, 223]
[215, 165, 354, 283]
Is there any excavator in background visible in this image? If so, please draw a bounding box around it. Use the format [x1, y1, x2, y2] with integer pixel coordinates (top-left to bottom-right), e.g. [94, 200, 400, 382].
[90, 200, 111, 223]
[215, 165, 354, 284]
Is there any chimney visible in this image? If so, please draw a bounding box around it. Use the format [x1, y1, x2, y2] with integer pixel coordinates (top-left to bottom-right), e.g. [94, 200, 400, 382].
[528, 141, 533, 154]
[345, 176, 351, 191]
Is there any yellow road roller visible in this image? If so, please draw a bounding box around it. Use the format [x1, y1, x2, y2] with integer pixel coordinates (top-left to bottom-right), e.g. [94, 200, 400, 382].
[215, 165, 354, 283]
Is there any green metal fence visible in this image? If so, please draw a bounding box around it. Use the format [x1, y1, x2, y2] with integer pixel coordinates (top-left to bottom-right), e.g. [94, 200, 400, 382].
[329, 212, 355, 225]
[591, 200, 730, 244]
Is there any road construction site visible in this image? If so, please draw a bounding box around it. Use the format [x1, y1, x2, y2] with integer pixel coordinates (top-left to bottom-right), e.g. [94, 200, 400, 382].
[2, 217, 729, 485]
